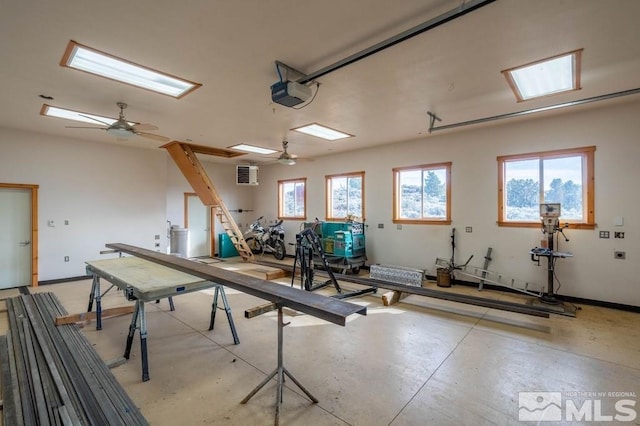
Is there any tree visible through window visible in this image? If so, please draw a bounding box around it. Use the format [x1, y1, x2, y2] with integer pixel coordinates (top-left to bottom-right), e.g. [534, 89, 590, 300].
[278, 178, 306, 219]
[498, 146, 595, 227]
[325, 172, 364, 220]
[393, 163, 451, 224]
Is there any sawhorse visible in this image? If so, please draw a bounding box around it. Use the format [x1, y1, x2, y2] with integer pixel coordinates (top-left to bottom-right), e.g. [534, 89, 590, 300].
[87, 275, 239, 381]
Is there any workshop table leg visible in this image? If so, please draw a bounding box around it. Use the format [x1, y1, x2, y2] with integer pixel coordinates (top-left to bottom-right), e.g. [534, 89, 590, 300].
[94, 276, 103, 330]
[209, 286, 219, 331]
[139, 301, 149, 382]
[87, 274, 97, 312]
[220, 287, 239, 345]
[168, 296, 175, 311]
[124, 300, 140, 360]
[209, 286, 239, 345]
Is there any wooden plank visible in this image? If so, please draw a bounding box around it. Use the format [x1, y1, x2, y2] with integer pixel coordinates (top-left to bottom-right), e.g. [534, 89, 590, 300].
[55, 306, 135, 326]
[106, 244, 366, 326]
[245, 302, 278, 319]
[381, 291, 406, 306]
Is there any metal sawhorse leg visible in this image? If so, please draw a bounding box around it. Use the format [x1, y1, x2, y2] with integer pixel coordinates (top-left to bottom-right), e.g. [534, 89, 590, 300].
[209, 285, 240, 345]
[241, 305, 317, 425]
[122, 285, 239, 382]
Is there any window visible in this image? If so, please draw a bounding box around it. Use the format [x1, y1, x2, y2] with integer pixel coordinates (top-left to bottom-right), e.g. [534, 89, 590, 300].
[278, 178, 306, 219]
[502, 49, 582, 102]
[498, 146, 595, 228]
[393, 162, 451, 224]
[325, 172, 364, 220]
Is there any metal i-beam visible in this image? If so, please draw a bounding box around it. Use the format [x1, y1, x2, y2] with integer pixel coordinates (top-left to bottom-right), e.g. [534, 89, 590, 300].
[105, 243, 366, 326]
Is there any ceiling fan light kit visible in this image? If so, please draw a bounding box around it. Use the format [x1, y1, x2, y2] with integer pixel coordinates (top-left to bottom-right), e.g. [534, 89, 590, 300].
[53, 101, 170, 142]
[277, 157, 296, 166]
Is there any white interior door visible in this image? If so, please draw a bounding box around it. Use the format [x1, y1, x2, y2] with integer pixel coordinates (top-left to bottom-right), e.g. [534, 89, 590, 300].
[0, 188, 32, 288]
[186, 195, 211, 257]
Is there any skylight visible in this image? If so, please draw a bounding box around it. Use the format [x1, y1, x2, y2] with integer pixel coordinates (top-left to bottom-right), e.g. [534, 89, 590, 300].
[61, 41, 202, 98]
[40, 104, 128, 126]
[228, 144, 278, 155]
[502, 49, 582, 102]
[291, 123, 353, 141]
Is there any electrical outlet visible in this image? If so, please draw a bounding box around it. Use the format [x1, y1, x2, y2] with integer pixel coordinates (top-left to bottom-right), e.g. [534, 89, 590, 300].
[378, 223, 384, 229]
[64, 256, 69, 262]
[599, 231, 610, 239]
[397, 224, 402, 230]
[465, 226, 473, 233]
[614, 251, 626, 260]
[155, 234, 160, 240]
[614, 232, 625, 239]
[64, 220, 69, 225]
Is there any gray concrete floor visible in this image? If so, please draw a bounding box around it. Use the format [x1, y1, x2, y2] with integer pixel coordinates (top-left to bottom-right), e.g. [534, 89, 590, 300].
[2, 259, 639, 425]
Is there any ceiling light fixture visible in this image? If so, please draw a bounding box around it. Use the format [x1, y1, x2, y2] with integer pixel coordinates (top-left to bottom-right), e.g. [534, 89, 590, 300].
[291, 123, 352, 141]
[60, 40, 202, 98]
[228, 144, 278, 155]
[40, 104, 123, 126]
[277, 157, 296, 166]
[502, 49, 582, 102]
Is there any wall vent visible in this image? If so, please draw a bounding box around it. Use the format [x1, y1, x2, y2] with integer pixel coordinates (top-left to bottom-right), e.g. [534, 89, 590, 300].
[236, 165, 259, 185]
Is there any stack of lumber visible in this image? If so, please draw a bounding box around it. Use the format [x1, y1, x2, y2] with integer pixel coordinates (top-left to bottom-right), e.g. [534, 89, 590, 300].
[0, 292, 147, 425]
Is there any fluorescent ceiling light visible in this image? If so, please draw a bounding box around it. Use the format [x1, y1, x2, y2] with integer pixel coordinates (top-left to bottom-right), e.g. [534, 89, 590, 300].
[61, 40, 202, 98]
[502, 49, 582, 101]
[40, 104, 130, 126]
[291, 123, 353, 141]
[229, 144, 278, 155]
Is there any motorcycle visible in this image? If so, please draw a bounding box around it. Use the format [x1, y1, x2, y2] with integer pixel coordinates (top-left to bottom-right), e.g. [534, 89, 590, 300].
[244, 216, 287, 260]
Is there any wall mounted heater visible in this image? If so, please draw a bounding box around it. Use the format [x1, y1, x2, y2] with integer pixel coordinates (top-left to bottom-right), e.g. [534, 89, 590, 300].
[236, 165, 259, 185]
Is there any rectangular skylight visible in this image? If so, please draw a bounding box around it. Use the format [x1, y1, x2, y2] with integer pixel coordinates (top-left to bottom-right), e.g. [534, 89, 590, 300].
[40, 104, 126, 126]
[60, 40, 202, 98]
[502, 49, 582, 101]
[228, 144, 278, 155]
[291, 123, 353, 141]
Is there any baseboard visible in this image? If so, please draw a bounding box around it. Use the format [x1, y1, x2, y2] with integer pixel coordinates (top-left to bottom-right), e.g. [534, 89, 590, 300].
[38, 275, 92, 286]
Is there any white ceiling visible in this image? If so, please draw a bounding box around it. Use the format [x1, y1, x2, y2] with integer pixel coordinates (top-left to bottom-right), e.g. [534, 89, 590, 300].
[2, 0, 639, 164]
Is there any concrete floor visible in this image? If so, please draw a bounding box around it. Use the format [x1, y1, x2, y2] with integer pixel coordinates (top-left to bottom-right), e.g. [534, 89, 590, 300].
[1, 259, 639, 425]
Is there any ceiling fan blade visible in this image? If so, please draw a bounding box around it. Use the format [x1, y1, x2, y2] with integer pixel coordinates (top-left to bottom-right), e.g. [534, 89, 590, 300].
[133, 123, 158, 131]
[78, 114, 112, 126]
[65, 126, 107, 130]
[137, 132, 170, 142]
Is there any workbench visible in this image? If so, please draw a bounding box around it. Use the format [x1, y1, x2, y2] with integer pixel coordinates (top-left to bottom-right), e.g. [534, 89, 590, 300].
[102, 243, 367, 425]
[85, 256, 239, 381]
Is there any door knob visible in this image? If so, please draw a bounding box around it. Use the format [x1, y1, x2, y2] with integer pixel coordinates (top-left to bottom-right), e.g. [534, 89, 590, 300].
[19, 241, 31, 246]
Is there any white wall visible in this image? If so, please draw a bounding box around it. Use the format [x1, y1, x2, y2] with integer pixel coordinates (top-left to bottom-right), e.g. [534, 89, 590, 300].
[0, 128, 167, 281]
[256, 100, 640, 307]
[165, 157, 256, 253]
[1, 99, 638, 306]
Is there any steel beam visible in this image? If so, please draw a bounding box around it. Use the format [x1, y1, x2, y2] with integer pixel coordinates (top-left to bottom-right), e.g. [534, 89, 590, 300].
[105, 243, 366, 326]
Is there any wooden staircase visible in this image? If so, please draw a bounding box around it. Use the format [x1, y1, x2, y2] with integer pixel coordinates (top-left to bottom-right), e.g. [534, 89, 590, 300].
[162, 141, 255, 261]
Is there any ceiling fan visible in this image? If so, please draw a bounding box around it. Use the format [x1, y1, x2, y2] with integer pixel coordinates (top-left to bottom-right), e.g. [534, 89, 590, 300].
[276, 140, 297, 165]
[66, 102, 170, 142]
